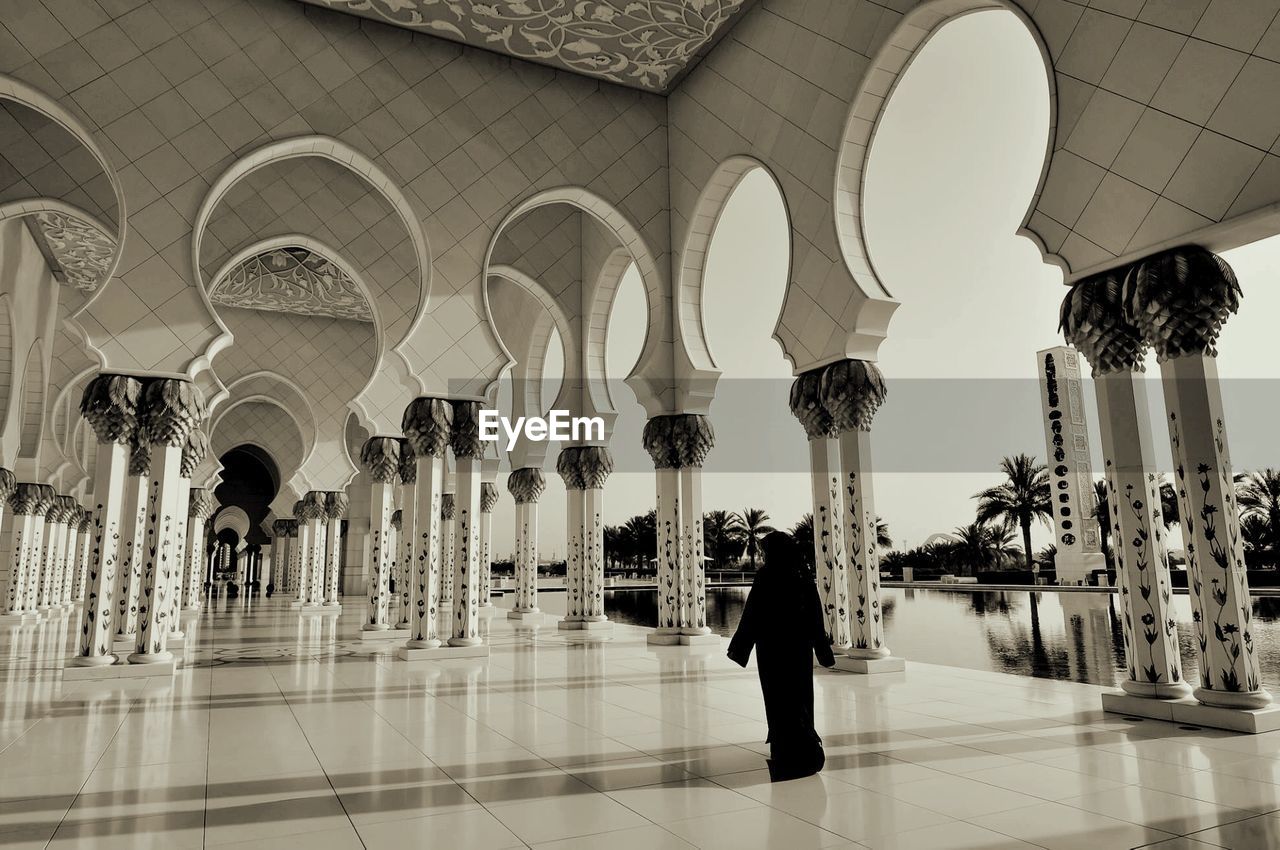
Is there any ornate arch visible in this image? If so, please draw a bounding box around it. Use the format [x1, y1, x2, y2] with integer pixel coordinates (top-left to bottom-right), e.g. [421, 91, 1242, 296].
[833, 0, 1061, 311]
[189, 136, 432, 393]
[17, 340, 44, 460]
[674, 156, 792, 375]
[0, 74, 127, 305]
[485, 186, 671, 415]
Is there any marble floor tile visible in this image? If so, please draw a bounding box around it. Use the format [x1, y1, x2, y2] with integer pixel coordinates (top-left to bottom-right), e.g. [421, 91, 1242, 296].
[1, 597, 1278, 850]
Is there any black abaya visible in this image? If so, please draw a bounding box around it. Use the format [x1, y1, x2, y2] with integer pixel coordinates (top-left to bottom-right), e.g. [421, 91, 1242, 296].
[727, 563, 835, 781]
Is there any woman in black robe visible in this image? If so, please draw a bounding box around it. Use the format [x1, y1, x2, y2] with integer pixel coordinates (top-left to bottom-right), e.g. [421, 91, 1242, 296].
[727, 531, 835, 781]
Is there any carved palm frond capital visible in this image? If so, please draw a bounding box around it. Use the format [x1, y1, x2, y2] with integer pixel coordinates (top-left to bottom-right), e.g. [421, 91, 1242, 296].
[402, 397, 453, 458]
[508, 467, 546, 504]
[1123, 245, 1241, 360]
[140, 379, 205, 448]
[80, 373, 143, 444]
[481, 482, 499, 513]
[820, 359, 886, 433]
[360, 436, 402, 484]
[789, 369, 833, 439]
[1060, 269, 1145, 375]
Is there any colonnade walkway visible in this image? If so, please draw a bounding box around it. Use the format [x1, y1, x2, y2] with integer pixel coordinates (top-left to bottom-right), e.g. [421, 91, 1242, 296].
[4, 599, 1280, 849]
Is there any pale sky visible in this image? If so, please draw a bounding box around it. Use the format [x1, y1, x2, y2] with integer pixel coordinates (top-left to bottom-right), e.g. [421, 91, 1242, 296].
[491, 9, 1280, 560]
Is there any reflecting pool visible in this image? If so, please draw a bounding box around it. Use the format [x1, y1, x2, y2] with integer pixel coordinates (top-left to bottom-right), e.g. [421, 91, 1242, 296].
[594, 586, 1280, 690]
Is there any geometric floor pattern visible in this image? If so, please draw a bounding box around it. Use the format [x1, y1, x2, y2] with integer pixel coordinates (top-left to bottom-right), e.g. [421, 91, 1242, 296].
[3, 598, 1280, 849]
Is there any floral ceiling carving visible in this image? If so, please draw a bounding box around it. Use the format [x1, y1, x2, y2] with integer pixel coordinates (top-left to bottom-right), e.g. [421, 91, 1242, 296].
[210, 247, 375, 323]
[31, 210, 115, 293]
[299, 0, 752, 92]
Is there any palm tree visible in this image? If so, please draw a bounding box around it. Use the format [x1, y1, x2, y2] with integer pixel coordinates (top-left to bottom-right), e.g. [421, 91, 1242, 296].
[789, 514, 816, 571]
[951, 521, 1018, 575]
[790, 512, 891, 561]
[727, 508, 774, 569]
[1237, 469, 1280, 565]
[623, 511, 657, 569]
[1036, 543, 1058, 570]
[703, 510, 739, 568]
[973, 454, 1052, 571]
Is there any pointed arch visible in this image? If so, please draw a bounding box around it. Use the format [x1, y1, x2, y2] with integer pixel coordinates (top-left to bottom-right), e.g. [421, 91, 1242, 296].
[17, 340, 44, 459]
[834, 0, 1061, 307]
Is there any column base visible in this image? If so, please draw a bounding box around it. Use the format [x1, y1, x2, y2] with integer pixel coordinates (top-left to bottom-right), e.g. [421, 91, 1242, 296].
[647, 628, 682, 646]
[559, 619, 611, 631]
[1193, 686, 1273, 711]
[679, 633, 720, 647]
[0, 612, 37, 625]
[508, 609, 541, 621]
[359, 628, 410, 641]
[833, 655, 906, 674]
[1121, 680, 1194, 701]
[397, 644, 489, 662]
[64, 658, 176, 681]
[301, 605, 340, 616]
[126, 650, 174, 665]
[404, 638, 441, 650]
[447, 636, 483, 647]
[1102, 690, 1280, 733]
[323, 601, 341, 608]
[289, 600, 304, 609]
[68, 653, 116, 668]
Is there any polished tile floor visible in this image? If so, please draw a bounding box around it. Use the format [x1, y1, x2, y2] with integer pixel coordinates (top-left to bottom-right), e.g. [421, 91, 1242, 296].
[3, 596, 1280, 849]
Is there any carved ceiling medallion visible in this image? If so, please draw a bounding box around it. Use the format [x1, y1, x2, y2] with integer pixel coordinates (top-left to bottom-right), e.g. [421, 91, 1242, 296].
[210, 247, 375, 323]
[301, 0, 749, 91]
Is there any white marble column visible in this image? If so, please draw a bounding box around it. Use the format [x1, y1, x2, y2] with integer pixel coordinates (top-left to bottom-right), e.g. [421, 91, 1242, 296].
[360, 437, 400, 631]
[184, 489, 213, 610]
[169, 429, 206, 639]
[825, 361, 896, 669]
[286, 522, 299, 597]
[507, 468, 545, 619]
[115, 441, 150, 641]
[438, 493, 454, 611]
[130, 378, 203, 666]
[2, 484, 45, 619]
[24, 486, 54, 614]
[558, 450, 584, 627]
[0, 469, 12, 617]
[402, 397, 451, 651]
[74, 514, 92, 605]
[397, 441, 416, 626]
[291, 500, 306, 603]
[479, 482, 498, 608]
[37, 495, 68, 611]
[579, 447, 611, 625]
[59, 503, 81, 606]
[449, 401, 484, 647]
[324, 492, 346, 606]
[643, 419, 681, 642]
[1125, 247, 1270, 710]
[270, 522, 284, 594]
[790, 372, 851, 649]
[1061, 276, 1190, 700]
[300, 491, 328, 608]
